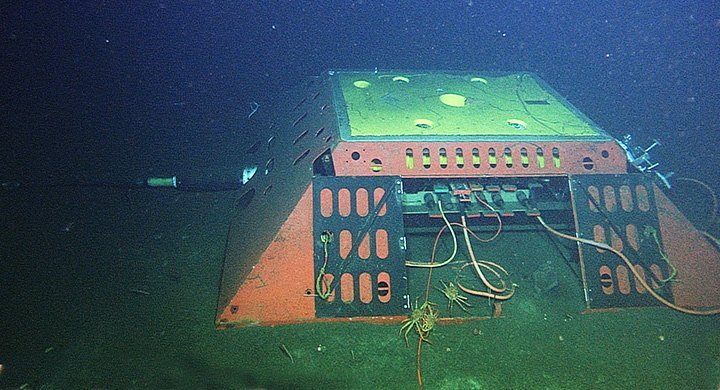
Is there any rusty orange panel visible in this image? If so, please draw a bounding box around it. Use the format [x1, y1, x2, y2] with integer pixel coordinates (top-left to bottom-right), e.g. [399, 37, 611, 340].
[599, 265, 614, 295]
[654, 184, 720, 308]
[617, 265, 631, 295]
[333, 141, 626, 177]
[593, 224, 606, 251]
[626, 223, 639, 251]
[373, 187, 387, 215]
[358, 232, 371, 259]
[619, 185, 634, 212]
[216, 185, 315, 327]
[339, 230, 352, 259]
[649, 264, 663, 290]
[609, 228, 623, 252]
[319, 187, 333, 217]
[375, 229, 389, 259]
[340, 273, 354, 303]
[587, 185, 600, 211]
[356, 188, 369, 216]
[603, 185, 618, 212]
[338, 188, 351, 217]
[359, 272, 373, 304]
[634, 265, 647, 294]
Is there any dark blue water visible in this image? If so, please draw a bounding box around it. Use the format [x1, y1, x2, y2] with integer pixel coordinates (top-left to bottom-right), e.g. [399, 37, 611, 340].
[2, 2, 719, 176]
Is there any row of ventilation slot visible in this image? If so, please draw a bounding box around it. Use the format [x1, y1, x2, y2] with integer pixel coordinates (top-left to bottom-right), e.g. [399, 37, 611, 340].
[404, 146, 562, 169]
[598, 263, 665, 296]
[586, 185, 652, 214]
[591, 223, 653, 254]
[317, 271, 392, 304]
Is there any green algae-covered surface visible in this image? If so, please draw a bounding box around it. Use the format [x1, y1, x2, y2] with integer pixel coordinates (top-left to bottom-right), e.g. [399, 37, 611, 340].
[1, 186, 718, 389]
[336, 72, 607, 140]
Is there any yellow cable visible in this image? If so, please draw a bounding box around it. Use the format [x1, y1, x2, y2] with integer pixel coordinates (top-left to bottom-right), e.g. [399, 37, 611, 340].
[316, 232, 332, 300]
[461, 215, 507, 293]
[643, 226, 677, 284]
[406, 200, 458, 268]
[537, 216, 720, 316]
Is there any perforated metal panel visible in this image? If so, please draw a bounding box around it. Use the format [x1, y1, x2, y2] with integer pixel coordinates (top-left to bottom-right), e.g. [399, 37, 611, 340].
[571, 174, 673, 309]
[313, 176, 408, 317]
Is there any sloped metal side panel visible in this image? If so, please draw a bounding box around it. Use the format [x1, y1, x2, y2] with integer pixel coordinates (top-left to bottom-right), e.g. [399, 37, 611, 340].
[571, 174, 673, 309]
[654, 185, 720, 309]
[216, 76, 340, 316]
[312, 176, 407, 318]
[216, 186, 316, 327]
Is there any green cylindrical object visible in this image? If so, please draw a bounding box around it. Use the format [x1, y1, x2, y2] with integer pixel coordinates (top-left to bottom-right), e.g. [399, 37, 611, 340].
[146, 176, 177, 188]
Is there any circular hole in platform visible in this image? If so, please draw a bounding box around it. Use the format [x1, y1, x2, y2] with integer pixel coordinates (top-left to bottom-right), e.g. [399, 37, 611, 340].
[414, 119, 434, 129]
[439, 93, 467, 107]
[353, 80, 371, 89]
[506, 119, 527, 130]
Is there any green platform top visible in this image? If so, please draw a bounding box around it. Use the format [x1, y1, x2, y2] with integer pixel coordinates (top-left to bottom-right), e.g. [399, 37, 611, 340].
[330, 70, 610, 141]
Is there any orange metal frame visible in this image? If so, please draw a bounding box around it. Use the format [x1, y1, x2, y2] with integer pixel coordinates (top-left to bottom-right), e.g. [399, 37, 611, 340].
[333, 140, 627, 177]
[216, 185, 407, 328]
[218, 155, 720, 327]
[216, 71, 719, 328]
